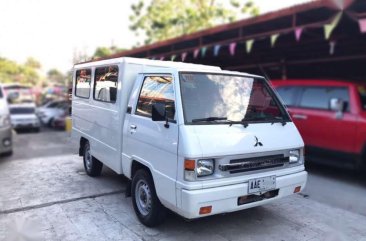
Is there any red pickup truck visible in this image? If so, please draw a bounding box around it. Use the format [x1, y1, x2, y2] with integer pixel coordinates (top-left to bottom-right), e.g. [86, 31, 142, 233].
[271, 80, 366, 169]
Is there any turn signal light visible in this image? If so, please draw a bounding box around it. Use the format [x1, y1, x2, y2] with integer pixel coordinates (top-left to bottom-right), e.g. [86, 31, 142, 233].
[184, 159, 195, 170]
[199, 206, 212, 215]
[294, 186, 301, 193]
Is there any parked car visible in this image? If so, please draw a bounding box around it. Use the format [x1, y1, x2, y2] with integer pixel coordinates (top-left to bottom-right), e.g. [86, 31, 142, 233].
[51, 112, 68, 129]
[271, 79, 366, 169]
[0, 85, 13, 156]
[9, 103, 40, 132]
[72, 58, 307, 227]
[37, 100, 69, 126]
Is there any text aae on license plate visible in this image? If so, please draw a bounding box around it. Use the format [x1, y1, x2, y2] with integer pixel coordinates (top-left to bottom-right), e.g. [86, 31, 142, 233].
[248, 176, 276, 194]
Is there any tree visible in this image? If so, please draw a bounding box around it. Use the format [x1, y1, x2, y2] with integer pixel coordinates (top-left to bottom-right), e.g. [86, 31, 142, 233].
[47, 69, 65, 85]
[25, 57, 41, 69]
[93, 47, 112, 59]
[129, 0, 259, 45]
[92, 46, 127, 60]
[0, 57, 40, 85]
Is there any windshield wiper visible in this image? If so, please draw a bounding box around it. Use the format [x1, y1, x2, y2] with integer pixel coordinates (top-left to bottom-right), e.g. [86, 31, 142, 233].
[270, 116, 287, 126]
[191, 117, 228, 123]
[191, 117, 241, 127]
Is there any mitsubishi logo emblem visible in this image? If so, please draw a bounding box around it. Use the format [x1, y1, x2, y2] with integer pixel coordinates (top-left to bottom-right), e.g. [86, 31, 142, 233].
[254, 136, 263, 147]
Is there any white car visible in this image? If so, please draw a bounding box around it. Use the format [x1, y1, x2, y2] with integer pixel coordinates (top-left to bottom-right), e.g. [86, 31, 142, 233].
[10, 103, 40, 132]
[37, 101, 68, 126]
[0, 85, 12, 156]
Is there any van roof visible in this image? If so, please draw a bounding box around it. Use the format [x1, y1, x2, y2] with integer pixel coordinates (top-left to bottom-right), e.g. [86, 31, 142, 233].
[74, 57, 263, 79]
[74, 57, 220, 71]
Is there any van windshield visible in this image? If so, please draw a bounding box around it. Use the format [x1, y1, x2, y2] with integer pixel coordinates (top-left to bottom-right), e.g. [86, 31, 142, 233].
[179, 73, 290, 125]
[358, 85, 366, 110]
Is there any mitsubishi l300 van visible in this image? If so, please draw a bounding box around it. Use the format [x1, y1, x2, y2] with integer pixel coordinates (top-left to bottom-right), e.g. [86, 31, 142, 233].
[72, 58, 307, 226]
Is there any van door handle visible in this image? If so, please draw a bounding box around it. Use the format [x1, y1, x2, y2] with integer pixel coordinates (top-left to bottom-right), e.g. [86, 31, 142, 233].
[292, 114, 308, 120]
[130, 125, 137, 130]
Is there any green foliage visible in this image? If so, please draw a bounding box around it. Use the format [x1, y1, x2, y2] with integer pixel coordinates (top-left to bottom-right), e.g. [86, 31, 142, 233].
[91, 46, 127, 60]
[129, 0, 259, 45]
[47, 68, 65, 85]
[0, 57, 40, 85]
[25, 57, 41, 69]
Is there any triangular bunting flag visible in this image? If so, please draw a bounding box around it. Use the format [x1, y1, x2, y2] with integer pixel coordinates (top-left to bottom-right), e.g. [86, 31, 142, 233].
[359, 19, 366, 33]
[295, 28, 303, 42]
[193, 49, 200, 58]
[201, 47, 207, 58]
[171, 55, 176, 61]
[324, 12, 342, 40]
[246, 39, 254, 53]
[181, 52, 187, 62]
[214, 45, 221, 56]
[229, 42, 237, 56]
[271, 34, 280, 47]
[160, 56, 165, 61]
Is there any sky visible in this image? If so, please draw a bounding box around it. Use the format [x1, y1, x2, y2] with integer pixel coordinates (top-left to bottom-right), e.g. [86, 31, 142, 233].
[0, 0, 310, 73]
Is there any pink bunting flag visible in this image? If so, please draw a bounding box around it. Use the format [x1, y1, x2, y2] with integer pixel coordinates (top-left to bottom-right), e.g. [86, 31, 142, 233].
[160, 56, 165, 61]
[295, 28, 303, 42]
[229, 42, 237, 56]
[193, 49, 200, 58]
[181, 52, 187, 62]
[359, 19, 366, 33]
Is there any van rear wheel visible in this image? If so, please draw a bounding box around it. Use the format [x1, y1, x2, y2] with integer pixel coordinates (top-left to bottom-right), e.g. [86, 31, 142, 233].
[131, 169, 166, 227]
[83, 141, 103, 177]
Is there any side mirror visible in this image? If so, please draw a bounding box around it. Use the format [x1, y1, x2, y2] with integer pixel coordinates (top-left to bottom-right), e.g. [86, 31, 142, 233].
[329, 98, 345, 112]
[152, 102, 167, 122]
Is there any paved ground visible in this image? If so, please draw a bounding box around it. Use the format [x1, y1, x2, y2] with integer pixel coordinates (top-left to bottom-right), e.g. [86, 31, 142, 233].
[0, 130, 366, 240]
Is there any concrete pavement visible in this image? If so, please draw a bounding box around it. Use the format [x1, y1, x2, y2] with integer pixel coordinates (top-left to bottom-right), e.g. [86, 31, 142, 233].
[1, 154, 366, 241]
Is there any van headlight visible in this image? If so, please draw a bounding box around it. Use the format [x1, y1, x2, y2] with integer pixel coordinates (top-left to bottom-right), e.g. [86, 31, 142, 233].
[289, 149, 301, 163]
[197, 159, 215, 177]
[0, 115, 11, 128]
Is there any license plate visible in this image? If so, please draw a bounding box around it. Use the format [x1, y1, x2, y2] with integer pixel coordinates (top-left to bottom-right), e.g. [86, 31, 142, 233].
[248, 176, 276, 194]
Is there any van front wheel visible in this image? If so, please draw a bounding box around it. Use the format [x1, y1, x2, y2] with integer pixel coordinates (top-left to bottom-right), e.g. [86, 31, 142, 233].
[83, 141, 103, 177]
[131, 169, 166, 227]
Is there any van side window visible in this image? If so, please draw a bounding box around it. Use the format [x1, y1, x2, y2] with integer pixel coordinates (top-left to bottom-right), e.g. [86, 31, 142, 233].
[299, 87, 350, 111]
[94, 65, 118, 103]
[136, 76, 175, 120]
[276, 87, 297, 106]
[75, 69, 91, 98]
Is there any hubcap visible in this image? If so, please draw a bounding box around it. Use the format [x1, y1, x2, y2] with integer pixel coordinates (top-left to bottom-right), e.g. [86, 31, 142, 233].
[135, 179, 152, 216]
[85, 145, 92, 171]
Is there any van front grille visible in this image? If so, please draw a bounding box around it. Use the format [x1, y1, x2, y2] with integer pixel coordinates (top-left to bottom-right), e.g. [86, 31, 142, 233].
[219, 155, 289, 174]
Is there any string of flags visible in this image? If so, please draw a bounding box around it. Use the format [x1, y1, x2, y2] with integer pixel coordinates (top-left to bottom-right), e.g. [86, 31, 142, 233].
[152, 11, 366, 62]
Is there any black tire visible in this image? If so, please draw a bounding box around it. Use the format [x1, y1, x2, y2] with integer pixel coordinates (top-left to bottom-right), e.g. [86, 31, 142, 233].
[2, 151, 13, 157]
[131, 169, 166, 227]
[48, 118, 54, 127]
[33, 127, 40, 133]
[83, 141, 103, 177]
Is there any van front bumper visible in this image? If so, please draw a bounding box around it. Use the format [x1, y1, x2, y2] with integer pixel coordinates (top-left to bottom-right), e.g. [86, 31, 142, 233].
[0, 127, 12, 154]
[178, 171, 307, 219]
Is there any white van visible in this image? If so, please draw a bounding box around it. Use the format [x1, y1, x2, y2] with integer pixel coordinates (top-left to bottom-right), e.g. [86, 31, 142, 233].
[72, 57, 307, 227]
[0, 85, 13, 156]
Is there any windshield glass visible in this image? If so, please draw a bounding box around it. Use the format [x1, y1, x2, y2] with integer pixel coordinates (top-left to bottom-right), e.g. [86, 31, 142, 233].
[179, 73, 289, 124]
[358, 85, 366, 110]
[10, 107, 35, 115]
